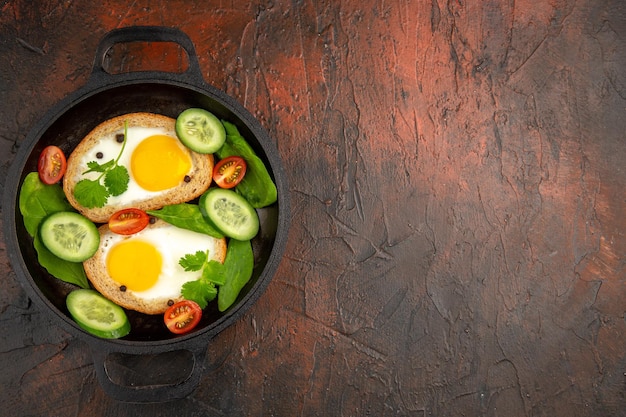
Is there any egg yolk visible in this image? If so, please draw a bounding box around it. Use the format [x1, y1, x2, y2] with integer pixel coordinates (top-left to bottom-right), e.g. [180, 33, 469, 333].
[106, 240, 163, 292]
[130, 135, 192, 191]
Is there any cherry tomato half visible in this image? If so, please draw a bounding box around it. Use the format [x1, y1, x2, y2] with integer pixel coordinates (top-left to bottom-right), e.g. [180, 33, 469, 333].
[108, 208, 150, 235]
[213, 156, 247, 189]
[164, 300, 202, 335]
[38, 145, 67, 184]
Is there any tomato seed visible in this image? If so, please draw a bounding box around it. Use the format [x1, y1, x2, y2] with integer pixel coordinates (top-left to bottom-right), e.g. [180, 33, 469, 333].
[218, 161, 234, 173]
[118, 212, 138, 220]
[49, 154, 63, 175]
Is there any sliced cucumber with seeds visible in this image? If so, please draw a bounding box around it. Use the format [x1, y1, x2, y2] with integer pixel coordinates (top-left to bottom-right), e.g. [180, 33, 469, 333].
[39, 211, 99, 262]
[199, 188, 259, 240]
[66, 289, 130, 339]
[175, 108, 226, 153]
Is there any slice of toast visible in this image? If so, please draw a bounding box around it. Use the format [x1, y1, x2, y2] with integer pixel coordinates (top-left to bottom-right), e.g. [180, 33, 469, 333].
[63, 112, 213, 223]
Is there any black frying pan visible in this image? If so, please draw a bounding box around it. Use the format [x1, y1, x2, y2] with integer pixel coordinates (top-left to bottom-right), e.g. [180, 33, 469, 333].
[2, 26, 289, 403]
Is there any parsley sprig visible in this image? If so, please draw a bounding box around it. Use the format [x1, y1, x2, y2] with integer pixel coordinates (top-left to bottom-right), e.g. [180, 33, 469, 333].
[180, 250, 226, 308]
[73, 121, 130, 208]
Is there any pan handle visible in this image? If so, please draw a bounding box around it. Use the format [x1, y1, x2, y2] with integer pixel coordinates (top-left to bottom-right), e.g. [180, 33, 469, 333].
[89, 342, 208, 403]
[90, 26, 204, 83]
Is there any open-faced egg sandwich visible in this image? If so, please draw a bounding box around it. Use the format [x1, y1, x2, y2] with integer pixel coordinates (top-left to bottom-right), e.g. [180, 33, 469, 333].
[63, 112, 213, 223]
[84, 218, 227, 315]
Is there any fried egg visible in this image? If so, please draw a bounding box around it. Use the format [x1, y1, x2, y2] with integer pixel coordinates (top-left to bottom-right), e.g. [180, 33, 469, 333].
[77, 125, 192, 205]
[83, 220, 227, 314]
[102, 222, 223, 299]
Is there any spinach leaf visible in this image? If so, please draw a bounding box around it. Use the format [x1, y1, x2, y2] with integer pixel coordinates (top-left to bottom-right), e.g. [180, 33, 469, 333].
[19, 172, 89, 288]
[147, 203, 224, 238]
[34, 233, 89, 289]
[217, 121, 278, 208]
[19, 172, 74, 236]
[217, 239, 254, 312]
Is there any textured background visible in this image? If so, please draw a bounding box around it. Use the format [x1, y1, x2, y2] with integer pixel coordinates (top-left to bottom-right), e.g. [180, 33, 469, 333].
[1, 1, 625, 416]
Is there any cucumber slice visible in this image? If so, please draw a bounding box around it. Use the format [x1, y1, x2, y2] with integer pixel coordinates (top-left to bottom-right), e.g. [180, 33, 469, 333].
[175, 108, 226, 153]
[39, 211, 99, 262]
[199, 188, 259, 240]
[66, 289, 130, 339]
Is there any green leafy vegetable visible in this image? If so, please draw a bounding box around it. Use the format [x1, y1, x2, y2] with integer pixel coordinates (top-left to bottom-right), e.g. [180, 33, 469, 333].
[181, 280, 217, 308]
[34, 234, 89, 288]
[104, 165, 130, 196]
[147, 203, 224, 238]
[74, 121, 130, 208]
[180, 250, 225, 308]
[73, 179, 109, 209]
[217, 121, 277, 208]
[217, 239, 254, 312]
[85, 159, 114, 173]
[181, 239, 254, 312]
[19, 172, 89, 288]
[179, 250, 210, 272]
[19, 172, 74, 236]
[179, 240, 255, 311]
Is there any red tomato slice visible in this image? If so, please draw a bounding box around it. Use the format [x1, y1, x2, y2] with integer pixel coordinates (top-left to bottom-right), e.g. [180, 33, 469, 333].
[38, 145, 67, 184]
[213, 156, 247, 189]
[109, 208, 150, 235]
[164, 300, 202, 334]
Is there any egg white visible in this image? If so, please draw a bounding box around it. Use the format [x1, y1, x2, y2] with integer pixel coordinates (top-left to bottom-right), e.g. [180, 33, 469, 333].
[100, 223, 222, 301]
[75, 126, 191, 206]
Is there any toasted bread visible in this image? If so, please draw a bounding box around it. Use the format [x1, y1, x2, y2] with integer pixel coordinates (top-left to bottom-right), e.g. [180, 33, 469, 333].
[83, 219, 227, 315]
[63, 112, 213, 223]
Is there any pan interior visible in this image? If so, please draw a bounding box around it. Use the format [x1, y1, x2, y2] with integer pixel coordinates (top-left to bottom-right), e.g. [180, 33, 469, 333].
[13, 81, 280, 342]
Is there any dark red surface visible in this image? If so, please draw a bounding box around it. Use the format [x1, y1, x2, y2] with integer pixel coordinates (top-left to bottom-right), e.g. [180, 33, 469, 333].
[1, 1, 625, 415]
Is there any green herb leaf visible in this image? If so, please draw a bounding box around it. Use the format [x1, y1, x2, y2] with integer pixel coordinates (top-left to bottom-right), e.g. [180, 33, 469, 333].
[179, 250, 208, 272]
[201, 260, 226, 285]
[177, 244, 233, 308]
[181, 279, 217, 309]
[74, 178, 109, 208]
[19, 172, 74, 236]
[147, 203, 224, 238]
[104, 165, 129, 196]
[84, 159, 114, 174]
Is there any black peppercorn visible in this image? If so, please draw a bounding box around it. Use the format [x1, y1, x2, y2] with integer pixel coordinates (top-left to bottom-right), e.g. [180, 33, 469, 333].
[116, 133, 124, 143]
[167, 299, 174, 306]
[184, 175, 191, 183]
[120, 285, 127, 292]
[149, 216, 156, 224]
[96, 151, 103, 159]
